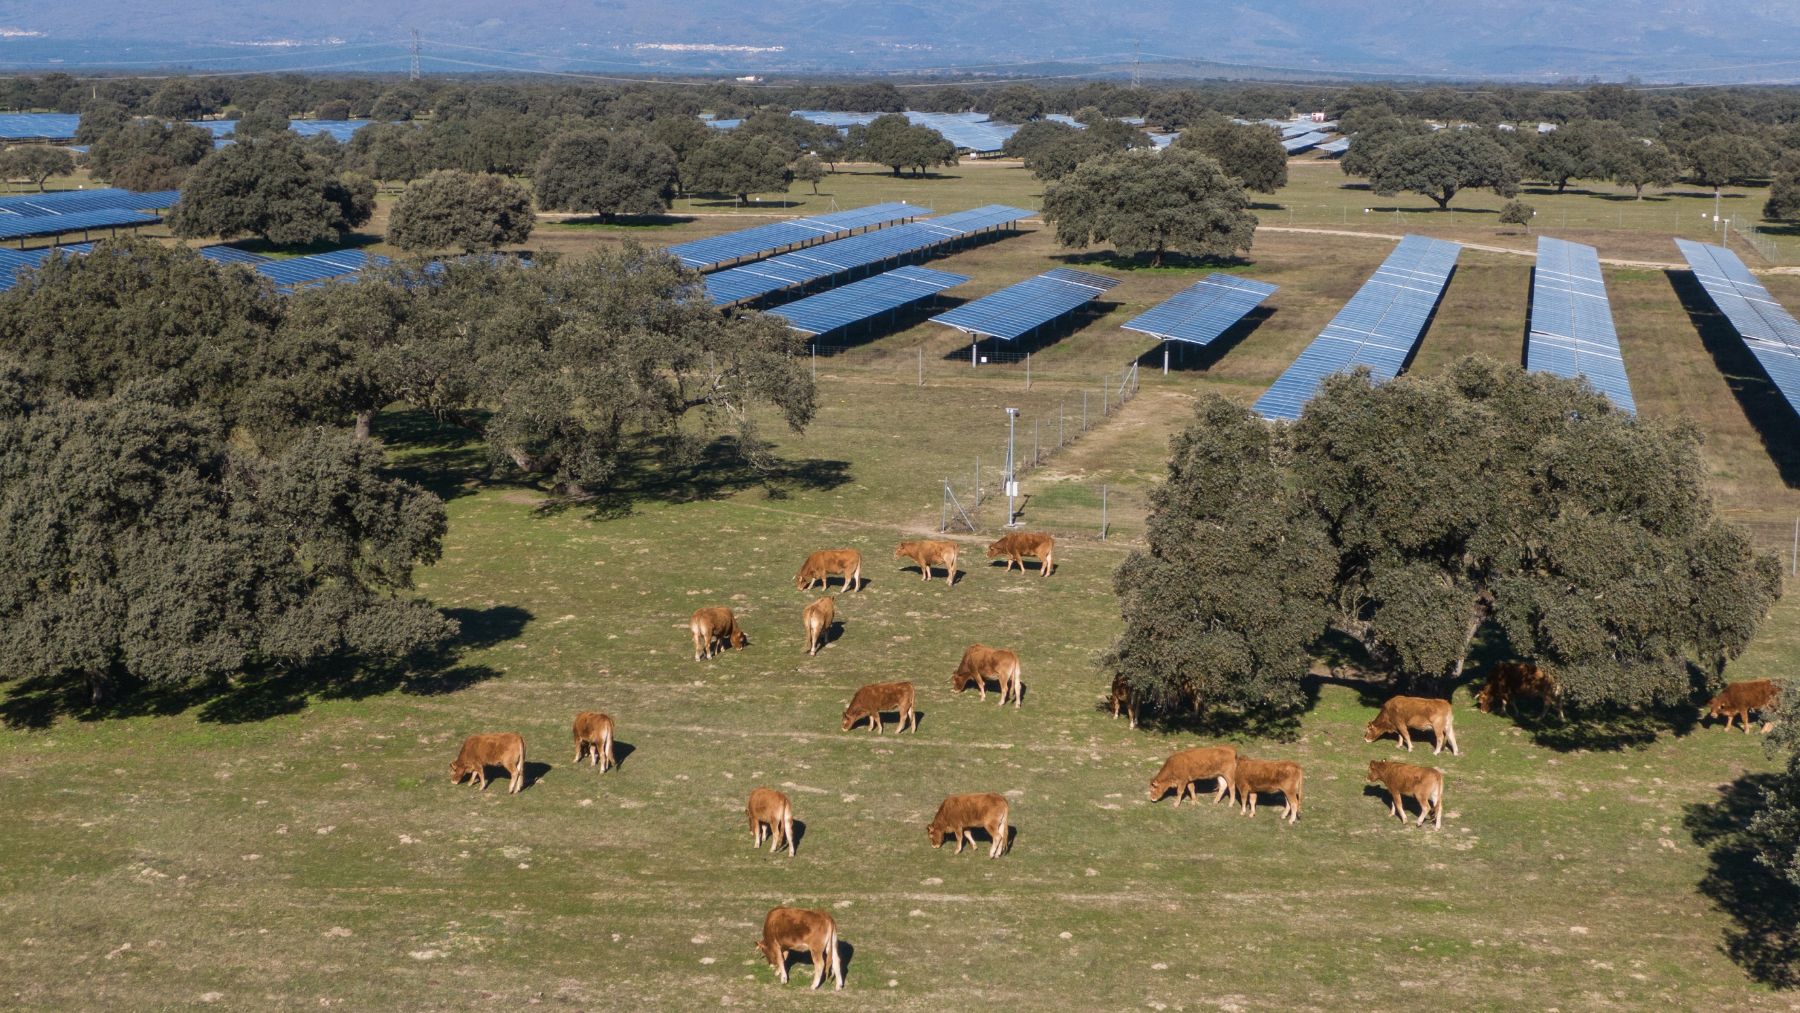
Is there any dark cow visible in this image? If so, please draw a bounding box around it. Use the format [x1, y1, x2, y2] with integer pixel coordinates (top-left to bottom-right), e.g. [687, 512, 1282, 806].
[927, 792, 1010, 858]
[951, 644, 1022, 708]
[755, 907, 843, 990]
[841, 681, 917, 734]
[1109, 674, 1139, 729]
[449, 732, 526, 794]
[986, 532, 1055, 577]
[895, 539, 959, 585]
[1366, 759, 1444, 829]
[690, 606, 749, 661]
[1476, 661, 1563, 719]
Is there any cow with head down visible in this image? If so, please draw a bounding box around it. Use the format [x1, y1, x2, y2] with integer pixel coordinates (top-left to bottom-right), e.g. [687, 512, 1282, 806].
[755, 906, 843, 990]
[1476, 662, 1564, 720]
[1148, 746, 1237, 806]
[952, 644, 1022, 708]
[842, 681, 916, 734]
[1367, 759, 1444, 829]
[1364, 695, 1459, 756]
[802, 595, 835, 657]
[796, 549, 862, 593]
[1706, 679, 1780, 734]
[986, 532, 1054, 577]
[571, 711, 615, 772]
[690, 606, 748, 662]
[1230, 757, 1303, 823]
[449, 732, 527, 794]
[927, 792, 1010, 858]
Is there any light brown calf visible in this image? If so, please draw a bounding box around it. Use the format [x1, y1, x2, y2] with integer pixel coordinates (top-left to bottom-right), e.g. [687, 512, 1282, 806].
[756, 906, 843, 990]
[986, 531, 1055, 577]
[571, 711, 615, 772]
[1148, 746, 1238, 806]
[841, 681, 916, 734]
[1707, 679, 1781, 734]
[1366, 760, 1444, 829]
[1476, 661, 1564, 719]
[927, 792, 1010, 858]
[690, 606, 748, 661]
[449, 732, 526, 794]
[796, 549, 862, 593]
[951, 644, 1022, 708]
[1231, 758, 1303, 823]
[747, 787, 796, 857]
[802, 595, 836, 657]
[895, 539, 958, 585]
[1364, 695, 1459, 756]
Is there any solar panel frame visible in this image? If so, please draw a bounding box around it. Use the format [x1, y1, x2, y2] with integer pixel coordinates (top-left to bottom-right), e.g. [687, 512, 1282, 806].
[0, 188, 179, 218]
[767, 265, 969, 336]
[1253, 235, 1461, 420]
[666, 202, 930, 271]
[1122, 274, 1279, 346]
[0, 208, 159, 240]
[253, 249, 389, 288]
[1527, 237, 1635, 413]
[0, 113, 80, 140]
[1677, 238, 1800, 418]
[930, 267, 1119, 340]
[197, 245, 275, 266]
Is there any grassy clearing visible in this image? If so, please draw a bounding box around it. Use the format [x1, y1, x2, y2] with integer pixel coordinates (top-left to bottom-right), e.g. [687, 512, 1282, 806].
[3, 152, 1800, 1009]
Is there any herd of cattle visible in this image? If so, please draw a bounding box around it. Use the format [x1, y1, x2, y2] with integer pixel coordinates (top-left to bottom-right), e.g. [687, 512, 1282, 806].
[445, 532, 1783, 991]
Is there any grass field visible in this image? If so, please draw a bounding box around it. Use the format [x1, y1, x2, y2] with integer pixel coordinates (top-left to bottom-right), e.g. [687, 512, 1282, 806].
[4, 154, 1800, 1009]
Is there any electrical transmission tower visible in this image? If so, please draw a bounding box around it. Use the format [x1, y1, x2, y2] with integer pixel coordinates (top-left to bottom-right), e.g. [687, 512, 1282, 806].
[1131, 39, 1141, 89]
[409, 30, 422, 81]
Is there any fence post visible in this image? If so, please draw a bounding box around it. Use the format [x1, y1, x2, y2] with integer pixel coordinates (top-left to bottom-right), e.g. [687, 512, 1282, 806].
[1793, 516, 1798, 578]
[1103, 375, 1110, 416]
[918, 346, 924, 387]
[1059, 402, 1065, 448]
[1034, 420, 1040, 466]
[1026, 352, 1031, 390]
[1082, 390, 1088, 432]
[1100, 484, 1108, 540]
[974, 455, 980, 506]
[811, 344, 816, 381]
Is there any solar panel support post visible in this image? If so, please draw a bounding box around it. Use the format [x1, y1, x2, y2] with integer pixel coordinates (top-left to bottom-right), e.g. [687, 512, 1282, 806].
[811, 344, 816, 381]
[1003, 407, 1020, 528]
[1025, 353, 1031, 390]
[1100, 484, 1108, 540]
[1793, 517, 1798, 578]
[918, 346, 924, 387]
[1163, 343, 1169, 376]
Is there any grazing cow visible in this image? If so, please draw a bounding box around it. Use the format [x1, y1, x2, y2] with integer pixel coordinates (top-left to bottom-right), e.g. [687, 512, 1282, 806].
[1706, 679, 1781, 734]
[449, 732, 527, 794]
[1231, 758, 1303, 823]
[1364, 695, 1459, 756]
[690, 606, 748, 662]
[795, 549, 862, 593]
[1366, 760, 1444, 829]
[1109, 674, 1139, 729]
[927, 792, 1010, 858]
[802, 595, 836, 657]
[1148, 746, 1238, 806]
[951, 644, 1023, 708]
[986, 532, 1055, 577]
[895, 539, 959, 585]
[571, 711, 616, 772]
[1476, 661, 1564, 719]
[747, 787, 796, 857]
[841, 681, 917, 734]
[755, 907, 843, 990]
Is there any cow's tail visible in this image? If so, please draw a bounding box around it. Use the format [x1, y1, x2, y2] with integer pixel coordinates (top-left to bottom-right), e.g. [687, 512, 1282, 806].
[601, 723, 613, 772]
[1432, 777, 1443, 829]
[782, 799, 795, 857]
[825, 922, 842, 989]
[513, 738, 527, 794]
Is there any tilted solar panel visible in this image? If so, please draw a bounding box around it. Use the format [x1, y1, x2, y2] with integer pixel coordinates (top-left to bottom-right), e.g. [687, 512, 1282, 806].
[1527, 237, 1635, 413]
[1122, 274, 1279, 346]
[666, 202, 929, 270]
[0, 243, 94, 292]
[1677, 239, 1800, 419]
[0, 188, 180, 218]
[254, 249, 389, 288]
[1281, 132, 1330, 153]
[197, 245, 275, 266]
[930, 267, 1119, 340]
[0, 113, 80, 139]
[767, 265, 969, 336]
[0, 208, 159, 241]
[1253, 235, 1461, 420]
[702, 204, 1030, 306]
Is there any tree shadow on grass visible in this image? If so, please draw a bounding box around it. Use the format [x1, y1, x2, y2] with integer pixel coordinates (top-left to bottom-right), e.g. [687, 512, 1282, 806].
[1667, 269, 1800, 488]
[1685, 771, 1800, 987]
[534, 433, 852, 520]
[1051, 250, 1253, 273]
[376, 408, 497, 503]
[546, 214, 695, 229]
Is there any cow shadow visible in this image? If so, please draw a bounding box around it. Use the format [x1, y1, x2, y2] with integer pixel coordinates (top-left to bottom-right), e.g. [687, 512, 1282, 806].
[986, 559, 1052, 576]
[1685, 771, 1800, 987]
[610, 741, 638, 769]
[779, 936, 852, 986]
[521, 761, 552, 789]
[895, 565, 962, 586]
[1360, 783, 1428, 823]
[789, 818, 808, 853]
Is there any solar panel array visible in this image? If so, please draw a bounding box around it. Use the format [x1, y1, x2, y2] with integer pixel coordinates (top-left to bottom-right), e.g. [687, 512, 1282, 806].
[0, 113, 80, 140]
[187, 119, 374, 142]
[702, 204, 1031, 306]
[903, 112, 1019, 152]
[0, 243, 94, 291]
[931, 267, 1119, 340]
[1044, 114, 1085, 128]
[1317, 138, 1351, 155]
[1527, 237, 1635, 413]
[254, 249, 389, 289]
[0, 188, 179, 218]
[1281, 131, 1332, 153]
[1253, 235, 1462, 421]
[0, 208, 158, 241]
[792, 110, 881, 129]
[1122, 274, 1279, 346]
[767, 265, 969, 336]
[197, 245, 274, 267]
[666, 202, 928, 270]
[1677, 238, 1800, 418]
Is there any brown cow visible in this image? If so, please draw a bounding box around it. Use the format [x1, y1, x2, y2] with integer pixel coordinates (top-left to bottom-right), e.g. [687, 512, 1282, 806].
[1364, 695, 1459, 756]
[1476, 661, 1564, 719]
[841, 681, 916, 734]
[951, 644, 1023, 708]
[571, 711, 616, 772]
[747, 787, 796, 857]
[755, 907, 843, 990]
[1231, 758, 1303, 823]
[1366, 760, 1444, 829]
[895, 539, 959, 585]
[1706, 679, 1781, 734]
[1148, 746, 1237, 806]
[927, 792, 1010, 858]
[449, 732, 526, 794]
[690, 606, 748, 662]
[1109, 674, 1139, 729]
[986, 532, 1055, 577]
[795, 549, 862, 593]
[802, 595, 836, 657]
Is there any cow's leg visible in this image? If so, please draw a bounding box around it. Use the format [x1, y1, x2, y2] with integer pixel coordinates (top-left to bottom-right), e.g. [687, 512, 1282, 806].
[1399, 730, 1412, 752]
[752, 815, 762, 848]
[775, 946, 790, 984]
[510, 762, 523, 794]
[574, 741, 584, 766]
[1212, 777, 1230, 804]
[1446, 723, 1459, 757]
[1744, 710, 1756, 735]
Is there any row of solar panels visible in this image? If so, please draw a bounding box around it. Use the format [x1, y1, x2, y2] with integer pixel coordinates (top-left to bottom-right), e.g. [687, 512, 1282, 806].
[0, 113, 80, 140]
[1528, 237, 1635, 412]
[0, 207, 160, 241]
[0, 243, 94, 291]
[666, 201, 927, 271]
[788, 110, 1019, 152]
[1679, 239, 1800, 419]
[0, 188, 179, 218]
[702, 204, 1032, 306]
[196, 246, 388, 288]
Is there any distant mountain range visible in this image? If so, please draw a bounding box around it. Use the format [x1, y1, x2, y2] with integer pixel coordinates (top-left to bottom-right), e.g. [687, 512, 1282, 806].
[2, 1, 1797, 84]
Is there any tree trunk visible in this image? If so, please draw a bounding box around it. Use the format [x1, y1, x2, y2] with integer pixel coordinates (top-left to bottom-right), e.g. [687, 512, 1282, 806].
[1444, 595, 1492, 686]
[1556, 179, 1567, 194]
[354, 410, 373, 441]
[506, 445, 541, 474]
[1434, 190, 1452, 210]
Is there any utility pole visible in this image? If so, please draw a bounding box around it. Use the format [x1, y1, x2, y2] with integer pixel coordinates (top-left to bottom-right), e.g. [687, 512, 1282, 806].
[1131, 39, 1142, 90]
[1004, 408, 1020, 528]
[410, 29, 422, 81]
